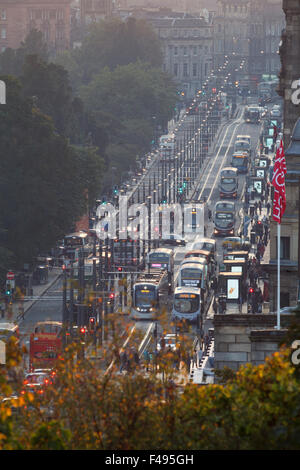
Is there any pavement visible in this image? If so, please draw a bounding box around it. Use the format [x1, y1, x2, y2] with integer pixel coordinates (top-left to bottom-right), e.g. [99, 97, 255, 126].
[0, 268, 62, 326]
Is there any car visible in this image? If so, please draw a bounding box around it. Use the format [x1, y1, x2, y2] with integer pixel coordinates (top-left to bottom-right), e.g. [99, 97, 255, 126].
[191, 237, 216, 254]
[22, 372, 54, 394]
[270, 109, 281, 118]
[157, 334, 179, 352]
[222, 237, 243, 250]
[160, 234, 186, 246]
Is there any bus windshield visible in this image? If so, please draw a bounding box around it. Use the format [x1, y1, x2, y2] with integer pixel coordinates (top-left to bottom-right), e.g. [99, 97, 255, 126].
[181, 268, 202, 280]
[232, 156, 246, 167]
[149, 253, 170, 263]
[64, 237, 84, 247]
[174, 294, 200, 314]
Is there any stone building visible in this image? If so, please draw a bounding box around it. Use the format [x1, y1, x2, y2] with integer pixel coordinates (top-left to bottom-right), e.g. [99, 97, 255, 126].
[147, 16, 213, 100]
[0, 0, 72, 54]
[214, 314, 291, 372]
[265, 0, 300, 311]
[213, 0, 284, 88]
[80, 0, 113, 25]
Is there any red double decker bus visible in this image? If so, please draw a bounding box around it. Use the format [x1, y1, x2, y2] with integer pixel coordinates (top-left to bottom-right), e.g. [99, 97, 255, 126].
[29, 321, 62, 371]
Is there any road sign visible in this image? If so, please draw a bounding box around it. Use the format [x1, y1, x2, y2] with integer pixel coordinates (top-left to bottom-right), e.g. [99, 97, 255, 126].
[6, 272, 14, 280]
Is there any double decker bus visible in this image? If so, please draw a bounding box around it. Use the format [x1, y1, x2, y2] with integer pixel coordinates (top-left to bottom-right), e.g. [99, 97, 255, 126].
[0, 323, 20, 366]
[219, 167, 238, 198]
[147, 248, 174, 290]
[171, 286, 202, 324]
[159, 133, 176, 161]
[62, 232, 91, 262]
[231, 152, 249, 174]
[214, 211, 235, 237]
[177, 260, 208, 311]
[29, 321, 62, 371]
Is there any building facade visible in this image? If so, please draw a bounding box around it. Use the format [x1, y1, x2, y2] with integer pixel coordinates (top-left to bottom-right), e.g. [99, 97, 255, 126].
[213, 0, 284, 89]
[0, 0, 72, 54]
[265, 0, 300, 311]
[148, 16, 213, 100]
[80, 0, 113, 24]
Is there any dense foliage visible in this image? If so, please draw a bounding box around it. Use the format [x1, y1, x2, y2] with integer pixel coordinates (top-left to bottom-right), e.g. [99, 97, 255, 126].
[0, 343, 300, 450]
[0, 76, 103, 275]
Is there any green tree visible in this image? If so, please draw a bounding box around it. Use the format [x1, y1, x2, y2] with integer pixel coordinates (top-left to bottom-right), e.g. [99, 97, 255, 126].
[0, 76, 99, 268]
[64, 17, 163, 87]
[80, 63, 177, 187]
[0, 30, 48, 76]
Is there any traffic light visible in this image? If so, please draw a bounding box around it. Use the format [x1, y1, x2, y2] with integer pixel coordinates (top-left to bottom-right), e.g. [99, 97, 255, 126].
[178, 186, 183, 194]
[89, 317, 96, 331]
[249, 287, 254, 294]
[5, 283, 11, 296]
[109, 293, 115, 300]
[117, 267, 123, 272]
[212, 87, 217, 93]
[113, 186, 118, 196]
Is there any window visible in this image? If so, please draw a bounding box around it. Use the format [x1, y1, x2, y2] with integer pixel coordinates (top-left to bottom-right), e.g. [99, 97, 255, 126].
[174, 63, 178, 76]
[193, 63, 197, 77]
[1, 9, 6, 20]
[1, 28, 6, 39]
[276, 236, 290, 260]
[183, 46, 187, 56]
[183, 63, 188, 77]
[193, 46, 197, 55]
[1, 46, 6, 52]
[280, 292, 289, 309]
[174, 46, 178, 55]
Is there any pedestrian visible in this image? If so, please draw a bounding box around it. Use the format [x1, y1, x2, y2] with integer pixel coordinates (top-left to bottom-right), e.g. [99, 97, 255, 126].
[133, 348, 140, 368]
[204, 334, 210, 352]
[0, 305, 4, 319]
[143, 350, 150, 371]
[119, 349, 127, 373]
[254, 201, 258, 213]
[213, 297, 218, 315]
[258, 200, 262, 215]
[266, 201, 270, 214]
[208, 209, 212, 221]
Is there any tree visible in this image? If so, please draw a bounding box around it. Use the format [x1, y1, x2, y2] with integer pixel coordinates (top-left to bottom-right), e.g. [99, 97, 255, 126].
[80, 63, 177, 188]
[0, 30, 48, 77]
[65, 17, 163, 87]
[0, 76, 101, 268]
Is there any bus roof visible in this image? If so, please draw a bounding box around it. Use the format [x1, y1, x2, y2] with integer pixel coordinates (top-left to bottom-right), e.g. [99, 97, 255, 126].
[174, 286, 201, 295]
[0, 323, 18, 332]
[64, 232, 88, 239]
[148, 248, 173, 256]
[221, 167, 238, 172]
[180, 262, 205, 270]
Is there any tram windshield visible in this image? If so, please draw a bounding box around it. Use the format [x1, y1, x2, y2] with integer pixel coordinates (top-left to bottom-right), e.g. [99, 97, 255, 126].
[135, 285, 156, 307]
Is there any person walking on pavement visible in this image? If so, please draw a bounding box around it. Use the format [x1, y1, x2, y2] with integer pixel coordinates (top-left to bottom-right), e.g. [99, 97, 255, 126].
[266, 201, 271, 214]
[119, 349, 128, 373]
[213, 297, 218, 315]
[208, 209, 212, 221]
[143, 349, 150, 371]
[204, 334, 210, 353]
[258, 200, 262, 215]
